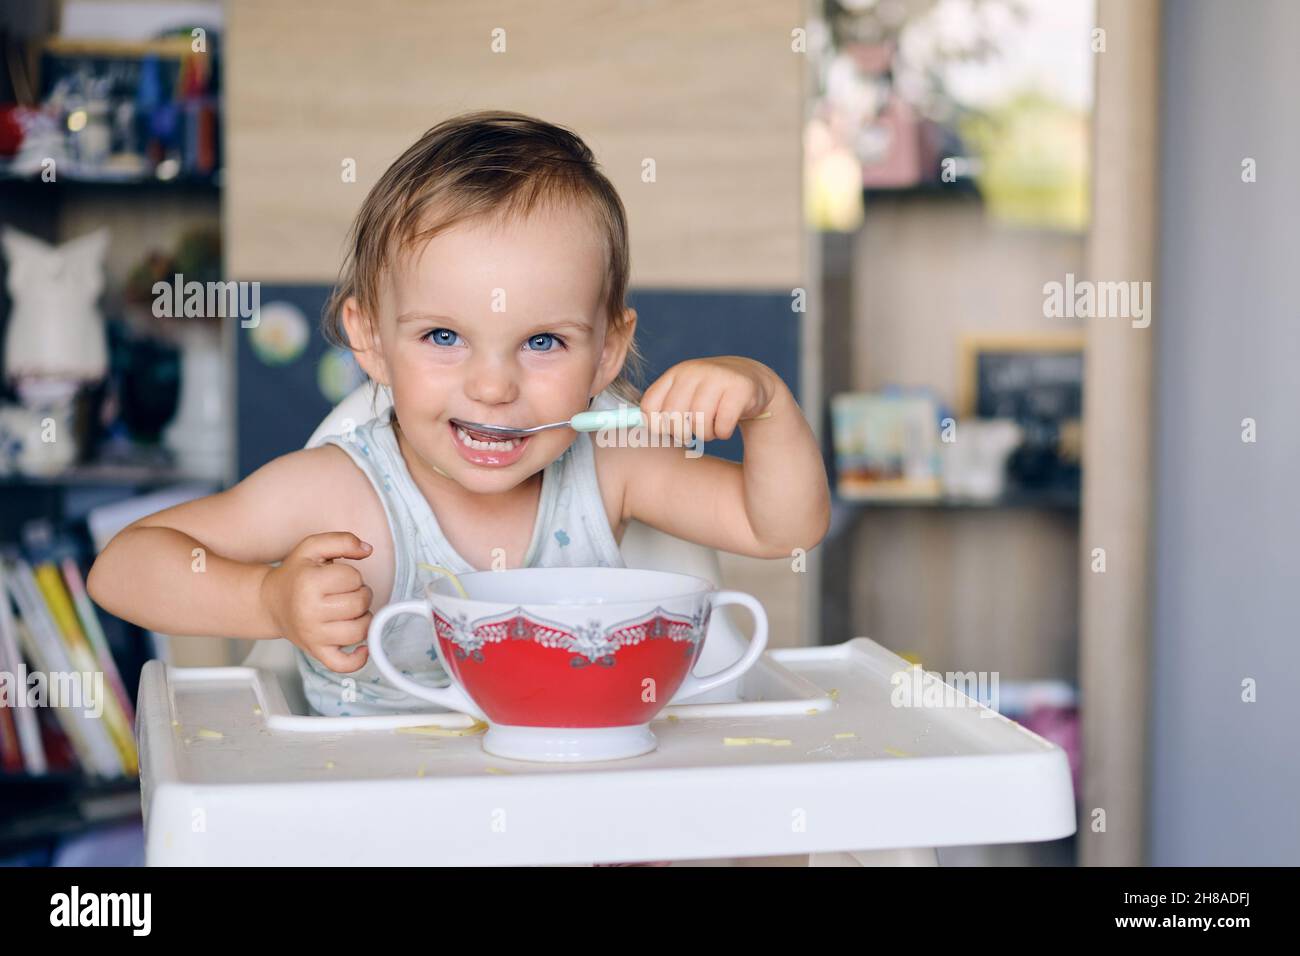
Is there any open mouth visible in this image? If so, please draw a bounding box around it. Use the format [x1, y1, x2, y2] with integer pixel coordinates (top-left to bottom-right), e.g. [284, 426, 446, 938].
[450, 421, 528, 452]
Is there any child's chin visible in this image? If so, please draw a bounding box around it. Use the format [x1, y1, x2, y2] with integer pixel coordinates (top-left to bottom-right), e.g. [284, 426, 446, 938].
[441, 458, 534, 490]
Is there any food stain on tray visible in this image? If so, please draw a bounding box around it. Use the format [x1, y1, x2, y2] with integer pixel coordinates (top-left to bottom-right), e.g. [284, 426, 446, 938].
[396, 720, 489, 737]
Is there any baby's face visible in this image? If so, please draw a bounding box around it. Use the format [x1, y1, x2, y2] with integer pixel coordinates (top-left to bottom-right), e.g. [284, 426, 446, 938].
[361, 200, 624, 494]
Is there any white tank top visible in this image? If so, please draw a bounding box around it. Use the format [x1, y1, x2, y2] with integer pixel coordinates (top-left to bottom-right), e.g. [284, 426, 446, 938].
[296, 403, 626, 716]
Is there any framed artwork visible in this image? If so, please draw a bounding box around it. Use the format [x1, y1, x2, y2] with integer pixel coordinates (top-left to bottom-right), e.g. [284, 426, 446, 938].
[830, 391, 943, 501]
[958, 332, 1086, 422]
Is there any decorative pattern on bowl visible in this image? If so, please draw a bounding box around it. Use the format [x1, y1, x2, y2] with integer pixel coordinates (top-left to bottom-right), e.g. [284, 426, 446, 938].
[434, 604, 709, 666]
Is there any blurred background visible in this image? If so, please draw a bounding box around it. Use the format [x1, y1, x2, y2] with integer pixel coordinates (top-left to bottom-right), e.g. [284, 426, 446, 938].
[0, 0, 1294, 867]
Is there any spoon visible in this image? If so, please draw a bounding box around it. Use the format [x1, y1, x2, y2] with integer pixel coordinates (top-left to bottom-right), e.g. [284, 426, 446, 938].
[451, 406, 773, 439]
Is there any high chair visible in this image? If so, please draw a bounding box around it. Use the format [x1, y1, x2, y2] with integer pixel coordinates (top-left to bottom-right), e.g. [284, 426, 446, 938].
[135, 385, 1077, 866]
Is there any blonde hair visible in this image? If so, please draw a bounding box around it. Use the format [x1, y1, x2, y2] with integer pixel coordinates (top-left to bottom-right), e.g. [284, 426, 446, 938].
[322, 109, 644, 411]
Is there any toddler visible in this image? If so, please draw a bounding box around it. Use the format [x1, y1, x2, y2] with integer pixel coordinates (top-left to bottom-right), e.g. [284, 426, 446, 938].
[88, 109, 831, 861]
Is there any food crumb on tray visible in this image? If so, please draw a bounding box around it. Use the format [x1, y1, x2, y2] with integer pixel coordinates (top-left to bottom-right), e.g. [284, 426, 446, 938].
[397, 720, 488, 737]
[723, 736, 792, 747]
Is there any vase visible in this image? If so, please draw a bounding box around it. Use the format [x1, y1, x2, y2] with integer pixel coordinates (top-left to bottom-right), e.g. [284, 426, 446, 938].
[162, 321, 229, 480]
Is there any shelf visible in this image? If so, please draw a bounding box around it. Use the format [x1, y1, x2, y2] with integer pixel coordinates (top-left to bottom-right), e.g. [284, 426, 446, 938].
[42, 36, 199, 60]
[0, 773, 141, 854]
[834, 487, 1080, 510]
[0, 463, 218, 489]
[863, 178, 982, 201]
[0, 167, 222, 191]
[828, 485, 1081, 539]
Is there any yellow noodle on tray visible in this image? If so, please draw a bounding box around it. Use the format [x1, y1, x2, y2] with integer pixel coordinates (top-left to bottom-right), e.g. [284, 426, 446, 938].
[723, 736, 792, 747]
[397, 720, 488, 737]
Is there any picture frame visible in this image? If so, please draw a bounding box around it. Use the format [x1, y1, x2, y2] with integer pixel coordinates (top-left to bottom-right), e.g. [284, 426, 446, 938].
[957, 331, 1086, 421]
[830, 391, 943, 501]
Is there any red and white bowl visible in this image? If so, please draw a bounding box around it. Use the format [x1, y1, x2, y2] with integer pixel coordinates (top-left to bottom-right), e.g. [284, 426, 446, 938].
[366, 567, 768, 762]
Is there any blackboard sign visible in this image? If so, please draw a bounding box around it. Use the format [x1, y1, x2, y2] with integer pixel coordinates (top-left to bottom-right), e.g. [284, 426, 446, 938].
[960, 333, 1085, 424]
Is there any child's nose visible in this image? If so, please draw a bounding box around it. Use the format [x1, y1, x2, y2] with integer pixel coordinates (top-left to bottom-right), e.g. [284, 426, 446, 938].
[463, 361, 520, 406]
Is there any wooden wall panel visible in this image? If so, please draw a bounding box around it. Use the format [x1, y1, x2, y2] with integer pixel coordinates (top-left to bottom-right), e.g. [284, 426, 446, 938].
[225, 0, 805, 289]
[1079, 0, 1161, 867]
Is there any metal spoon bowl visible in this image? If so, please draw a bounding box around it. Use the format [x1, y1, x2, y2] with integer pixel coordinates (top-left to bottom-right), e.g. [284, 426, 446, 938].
[449, 418, 570, 439]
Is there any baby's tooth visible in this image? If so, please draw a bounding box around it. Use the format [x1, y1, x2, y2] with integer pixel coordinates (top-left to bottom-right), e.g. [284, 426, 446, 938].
[456, 425, 519, 451]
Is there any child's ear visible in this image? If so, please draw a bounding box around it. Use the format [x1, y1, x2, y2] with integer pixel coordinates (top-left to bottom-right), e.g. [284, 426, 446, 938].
[341, 296, 392, 385]
[593, 307, 637, 393]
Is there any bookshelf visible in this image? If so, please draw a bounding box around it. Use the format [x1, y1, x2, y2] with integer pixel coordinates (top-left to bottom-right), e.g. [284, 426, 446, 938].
[0, 464, 224, 847]
[0, 25, 225, 863]
[0, 552, 146, 859]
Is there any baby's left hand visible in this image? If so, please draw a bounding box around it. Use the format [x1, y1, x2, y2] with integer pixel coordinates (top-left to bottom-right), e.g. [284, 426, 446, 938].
[638, 356, 781, 442]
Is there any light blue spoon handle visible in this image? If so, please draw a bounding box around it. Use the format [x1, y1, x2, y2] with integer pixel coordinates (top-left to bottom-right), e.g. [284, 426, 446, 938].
[570, 406, 643, 432]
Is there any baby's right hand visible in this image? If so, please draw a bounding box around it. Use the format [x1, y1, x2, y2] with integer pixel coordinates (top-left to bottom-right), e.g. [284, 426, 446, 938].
[259, 532, 375, 673]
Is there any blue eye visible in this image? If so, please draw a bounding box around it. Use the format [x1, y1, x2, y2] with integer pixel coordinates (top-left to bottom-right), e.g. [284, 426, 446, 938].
[423, 328, 460, 347]
[526, 333, 565, 352]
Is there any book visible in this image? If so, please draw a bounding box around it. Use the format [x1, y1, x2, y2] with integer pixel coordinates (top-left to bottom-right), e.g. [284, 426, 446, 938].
[0, 561, 48, 773]
[35, 562, 139, 776]
[10, 614, 109, 778]
[0, 699, 21, 772]
[61, 557, 136, 728]
[32, 688, 78, 774]
[3, 557, 123, 778]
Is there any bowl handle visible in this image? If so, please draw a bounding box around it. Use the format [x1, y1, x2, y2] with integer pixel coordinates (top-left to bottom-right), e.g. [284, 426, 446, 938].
[366, 600, 487, 720]
[670, 591, 768, 702]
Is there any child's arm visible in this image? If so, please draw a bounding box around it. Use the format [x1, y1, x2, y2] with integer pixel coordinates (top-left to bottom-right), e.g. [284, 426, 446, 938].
[613, 357, 831, 559]
[86, 446, 386, 672]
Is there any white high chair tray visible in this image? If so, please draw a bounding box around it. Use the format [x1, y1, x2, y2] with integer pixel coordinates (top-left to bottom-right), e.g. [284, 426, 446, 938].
[137, 638, 1076, 865]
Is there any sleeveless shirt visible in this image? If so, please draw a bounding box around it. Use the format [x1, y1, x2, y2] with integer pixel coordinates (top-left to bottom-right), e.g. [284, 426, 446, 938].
[296, 403, 626, 716]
